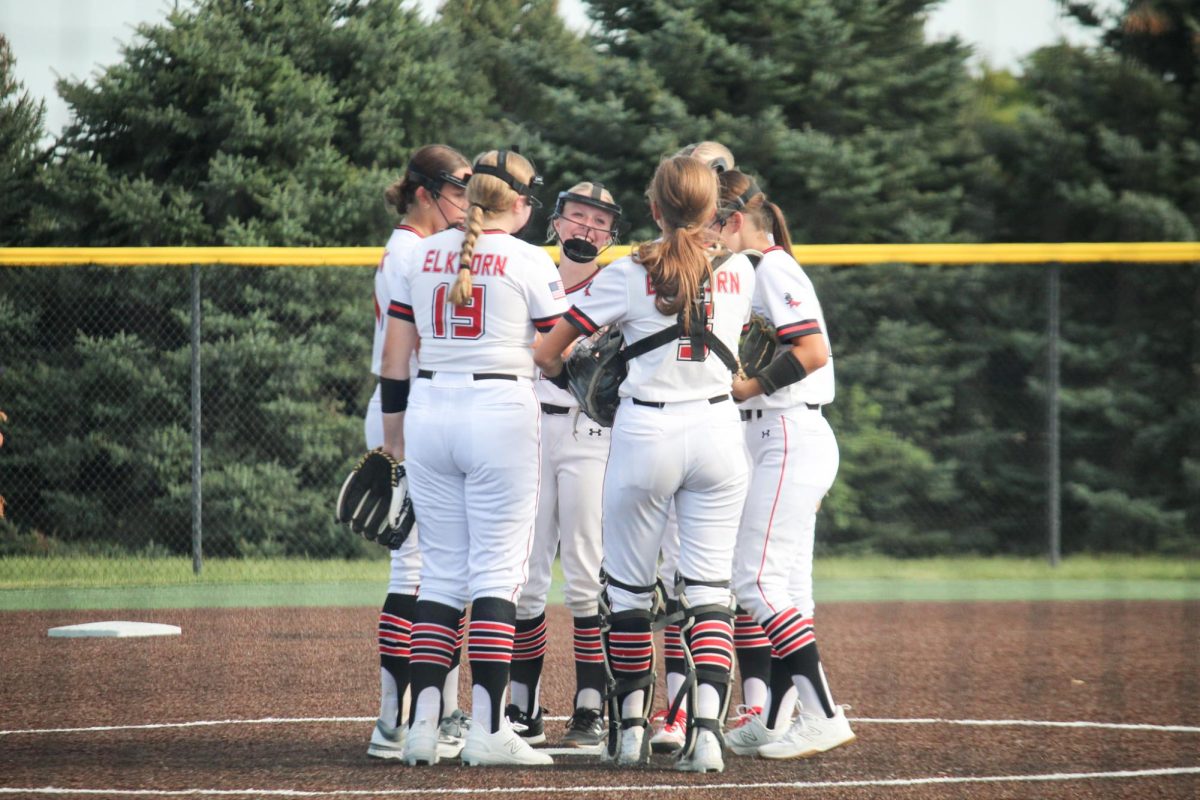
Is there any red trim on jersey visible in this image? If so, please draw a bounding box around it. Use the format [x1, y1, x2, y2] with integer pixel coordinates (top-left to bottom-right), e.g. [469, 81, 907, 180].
[481, 229, 509, 235]
[564, 269, 600, 295]
[763, 245, 786, 254]
[776, 319, 821, 341]
[532, 313, 561, 333]
[394, 224, 425, 237]
[565, 306, 599, 336]
[387, 300, 414, 322]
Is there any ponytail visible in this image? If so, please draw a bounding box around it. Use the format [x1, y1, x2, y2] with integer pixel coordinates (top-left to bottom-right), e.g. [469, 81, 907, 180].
[636, 156, 722, 328]
[451, 204, 485, 306]
[717, 169, 794, 254]
[448, 149, 539, 307]
[764, 200, 793, 253]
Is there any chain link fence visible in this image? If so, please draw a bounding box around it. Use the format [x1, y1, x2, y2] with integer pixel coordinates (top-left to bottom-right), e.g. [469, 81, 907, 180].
[2, 253, 1197, 584]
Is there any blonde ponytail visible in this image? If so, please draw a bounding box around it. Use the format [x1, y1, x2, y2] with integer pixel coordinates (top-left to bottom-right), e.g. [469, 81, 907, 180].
[451, 204, 485, 306]
[448, 149, 539, 307]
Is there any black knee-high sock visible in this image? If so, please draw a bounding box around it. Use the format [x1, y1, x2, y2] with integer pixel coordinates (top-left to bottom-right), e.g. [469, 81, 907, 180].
[733, 607, 772, 709]
[379, 592, 417, 727]
[572, 614, 606, 708]
[407, 600, 463, 727]
[511, 612, 548, 716]
[765, 653, 795, 728]
[764, 607, 834, 717]
[469, 597, 517, 733]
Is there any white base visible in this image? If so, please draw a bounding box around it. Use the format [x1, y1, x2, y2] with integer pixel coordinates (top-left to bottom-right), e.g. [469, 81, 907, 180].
[48, 621, 181, 638]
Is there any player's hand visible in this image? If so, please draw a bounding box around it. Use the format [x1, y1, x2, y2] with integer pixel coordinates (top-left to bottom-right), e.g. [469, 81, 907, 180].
[731, 376, 761, 402]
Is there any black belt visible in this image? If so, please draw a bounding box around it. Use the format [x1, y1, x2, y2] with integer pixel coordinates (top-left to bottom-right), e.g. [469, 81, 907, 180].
[631, 394, 729, 409]
[540, 403, 572, 415]
[417, 369, 518, 382]
[740, 404, 820, 421]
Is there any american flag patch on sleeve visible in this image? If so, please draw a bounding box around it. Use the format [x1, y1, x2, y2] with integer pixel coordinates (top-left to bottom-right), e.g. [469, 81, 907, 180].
[549, 280, 566, 299]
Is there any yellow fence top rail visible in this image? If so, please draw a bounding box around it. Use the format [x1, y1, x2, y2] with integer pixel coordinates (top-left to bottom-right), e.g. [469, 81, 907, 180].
[1, 242, 1198, 267]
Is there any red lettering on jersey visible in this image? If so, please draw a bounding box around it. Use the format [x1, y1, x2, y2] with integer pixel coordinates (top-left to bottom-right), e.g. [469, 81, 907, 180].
[646, 276, 656, 295]
[714, 271, 740, 294]
[445, 251, 457, 272]
[422, 251, 438, 272]
[469, 253, 506, 276]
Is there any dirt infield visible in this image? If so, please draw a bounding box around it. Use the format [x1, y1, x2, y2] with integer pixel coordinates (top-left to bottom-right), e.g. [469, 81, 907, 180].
[1, 601, 1197, 799]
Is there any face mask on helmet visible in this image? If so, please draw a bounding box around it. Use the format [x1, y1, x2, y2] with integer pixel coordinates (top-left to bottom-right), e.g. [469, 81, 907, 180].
[548, 182, 624, 262]
[561, 237, 600, 263]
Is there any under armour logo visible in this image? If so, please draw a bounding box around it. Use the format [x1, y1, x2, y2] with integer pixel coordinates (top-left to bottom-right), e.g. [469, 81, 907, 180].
[589, 428, 602, 437]
[762, 430, 770, 438]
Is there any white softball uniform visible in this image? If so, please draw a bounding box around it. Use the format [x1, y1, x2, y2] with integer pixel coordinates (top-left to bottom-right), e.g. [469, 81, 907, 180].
[366, 225, 424, 593]
[565, 254, 755, 612]
[521, 271, 610, 620]
[389, 228, 567, 608]
[732, 246, 838, 621]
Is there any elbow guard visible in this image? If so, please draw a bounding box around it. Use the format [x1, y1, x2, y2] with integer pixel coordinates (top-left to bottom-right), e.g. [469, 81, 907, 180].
[755, 351, 807, 396]
[380, 377, 410, 413]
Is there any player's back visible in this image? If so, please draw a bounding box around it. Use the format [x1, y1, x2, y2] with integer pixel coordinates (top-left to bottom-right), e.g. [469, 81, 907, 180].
[395, 228, 562, 379]
[572, 252, 755, 403]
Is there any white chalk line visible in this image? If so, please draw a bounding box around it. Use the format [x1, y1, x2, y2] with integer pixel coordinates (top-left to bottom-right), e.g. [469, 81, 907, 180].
[4, 715, 1199, 737]
[1, 767, 1199, 796]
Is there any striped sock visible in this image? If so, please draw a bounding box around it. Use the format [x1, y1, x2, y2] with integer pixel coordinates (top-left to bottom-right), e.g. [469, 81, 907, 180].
[510, 612, 548, 716]
[764, 607, 834, 717]
[378, 592, 415, 727]
[734, 608, 771, 711]
[407, 600, 461, 726]
[687, 611, 734, 720]
[572, 614, 606, 709]
[468, 597, 516, 732]
[662, 600, 686, 715]
[607, 615, 653, 721]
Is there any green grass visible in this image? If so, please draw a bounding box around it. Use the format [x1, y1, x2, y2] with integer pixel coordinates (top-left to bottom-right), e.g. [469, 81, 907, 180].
[813, 554, 1200, 581]
[0, 556, 390, 590]
[1, 555, 1197, 610]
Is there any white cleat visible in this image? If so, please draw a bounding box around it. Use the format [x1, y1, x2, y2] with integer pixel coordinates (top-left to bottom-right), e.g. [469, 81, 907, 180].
[437, 709, 470, 759]
[460, 722, 553, 767]
[676, 727, 725, 773]
[402, 718, 440, 766]
[367, 718, 406, 760]
[724, 708, 786, 756]
[648, 710, 686, 754]
[614, 724, 649, 766]
[758, 704, 855, 760]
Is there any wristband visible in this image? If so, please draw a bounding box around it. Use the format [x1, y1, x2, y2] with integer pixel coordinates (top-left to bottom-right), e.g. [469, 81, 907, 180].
[380, 377, 410, 413]
[755, 351, 807, 396]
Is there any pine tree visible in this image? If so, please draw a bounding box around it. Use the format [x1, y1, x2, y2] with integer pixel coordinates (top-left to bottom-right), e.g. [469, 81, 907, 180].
[0, 34, 46, 246]
[5, 1, 484, 557]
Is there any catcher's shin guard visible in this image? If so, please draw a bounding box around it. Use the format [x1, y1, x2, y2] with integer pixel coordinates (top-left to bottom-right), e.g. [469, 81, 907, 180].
[667, 576, 736, 763]
[596, 572, 663, 763]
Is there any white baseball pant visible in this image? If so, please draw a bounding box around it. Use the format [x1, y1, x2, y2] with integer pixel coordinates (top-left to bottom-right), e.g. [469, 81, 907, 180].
[732, 407, 839, 621]
[403, 373, 541, 607]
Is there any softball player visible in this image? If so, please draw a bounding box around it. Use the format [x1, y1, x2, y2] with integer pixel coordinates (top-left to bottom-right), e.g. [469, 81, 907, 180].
[535, 156, 755, 774]
[508, 182, 623, 748]
[652, 140, 772, 753]
[715, 170, 855, 759]
[380, 149, 565, 768]
[365, 144, 471, 762]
